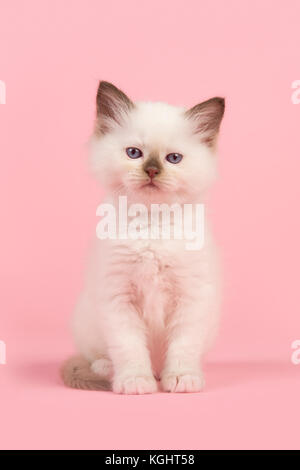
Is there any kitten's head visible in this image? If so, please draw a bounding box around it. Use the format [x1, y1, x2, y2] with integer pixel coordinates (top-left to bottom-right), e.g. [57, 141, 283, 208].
[90, 81, 225, 203]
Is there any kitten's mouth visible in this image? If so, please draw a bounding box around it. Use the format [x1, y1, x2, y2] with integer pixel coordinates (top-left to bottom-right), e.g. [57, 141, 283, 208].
[141, 180, 160, 190]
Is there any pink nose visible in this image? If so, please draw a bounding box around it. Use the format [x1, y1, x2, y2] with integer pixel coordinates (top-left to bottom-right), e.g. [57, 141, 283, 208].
[146, 167, 159, 179]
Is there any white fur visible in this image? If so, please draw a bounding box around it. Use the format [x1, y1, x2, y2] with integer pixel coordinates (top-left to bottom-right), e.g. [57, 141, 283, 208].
[72, 100, 221, 394]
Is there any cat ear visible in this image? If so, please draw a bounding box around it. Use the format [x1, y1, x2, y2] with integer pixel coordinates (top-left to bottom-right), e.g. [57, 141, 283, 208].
[184, 97, 225, 147]
[96, 81, 135, 134]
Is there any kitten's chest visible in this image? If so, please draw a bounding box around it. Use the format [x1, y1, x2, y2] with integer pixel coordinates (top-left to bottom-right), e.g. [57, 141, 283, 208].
[131, 240, 173, 285]
[131, 242, 172, 373]
[129, 241, 178, 324]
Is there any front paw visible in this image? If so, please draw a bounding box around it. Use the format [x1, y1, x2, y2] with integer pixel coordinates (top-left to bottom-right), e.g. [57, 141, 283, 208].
[113, 374, 158, 395]
[161, 373, 205, 393]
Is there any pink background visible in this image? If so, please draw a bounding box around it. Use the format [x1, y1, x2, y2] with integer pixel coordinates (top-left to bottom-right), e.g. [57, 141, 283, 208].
[1, 0, 300, 450]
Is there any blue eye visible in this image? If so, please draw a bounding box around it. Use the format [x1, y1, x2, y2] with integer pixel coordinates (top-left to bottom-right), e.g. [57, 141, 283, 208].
[126, 147, 143, 159]
[166, 153, 183, 164]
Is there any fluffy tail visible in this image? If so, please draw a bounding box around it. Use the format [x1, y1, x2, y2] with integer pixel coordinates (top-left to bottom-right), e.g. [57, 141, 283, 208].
[60, 356, 111, 391]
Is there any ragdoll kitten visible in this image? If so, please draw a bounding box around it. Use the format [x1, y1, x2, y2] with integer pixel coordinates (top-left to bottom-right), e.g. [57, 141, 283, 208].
[61, 81, 225, 394]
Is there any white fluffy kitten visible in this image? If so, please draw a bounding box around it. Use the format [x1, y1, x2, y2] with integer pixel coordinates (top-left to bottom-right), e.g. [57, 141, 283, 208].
[61, 81, 225, 394]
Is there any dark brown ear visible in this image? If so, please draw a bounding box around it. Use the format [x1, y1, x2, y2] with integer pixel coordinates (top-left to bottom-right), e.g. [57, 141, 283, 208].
[184, 97, 225, 147]
[96, 81, 134, 134]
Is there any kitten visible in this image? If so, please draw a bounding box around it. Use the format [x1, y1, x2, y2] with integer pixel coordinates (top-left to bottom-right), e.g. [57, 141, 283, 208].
[61, 81, 225, 394]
